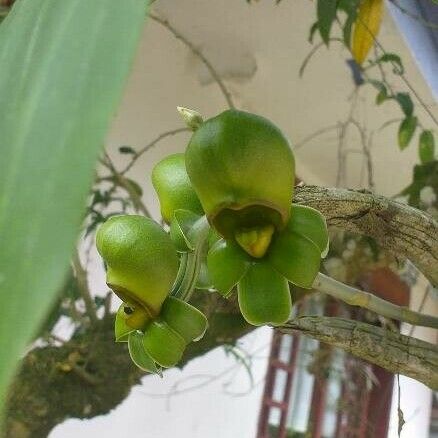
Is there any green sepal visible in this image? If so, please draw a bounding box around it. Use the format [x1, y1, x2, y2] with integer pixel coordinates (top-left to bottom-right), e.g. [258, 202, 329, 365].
[289, 204, 329, 256]
[207, 239, 250, 297]
[128, 331, 161, 375]
[143, 320, 186, 368]
[267, 229, 321, 289]
[237, 262, 291, 326]
[115, 303, 135, 342]
[161, 296, 208, 343]
[169, 209, 201, 252]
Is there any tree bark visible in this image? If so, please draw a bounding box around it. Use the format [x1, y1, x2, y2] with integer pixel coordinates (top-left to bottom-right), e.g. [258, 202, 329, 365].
[280, 316, 438, 389]
[294, 185, 438, 286]
[4, 294, 251, 438]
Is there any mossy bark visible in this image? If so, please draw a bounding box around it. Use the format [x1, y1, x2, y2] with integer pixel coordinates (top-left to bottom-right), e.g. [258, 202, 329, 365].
[4, 294, 250, 438]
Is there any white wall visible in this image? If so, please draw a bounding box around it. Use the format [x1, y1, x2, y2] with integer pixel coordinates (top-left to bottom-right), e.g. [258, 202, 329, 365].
[50, 1, 436, 436]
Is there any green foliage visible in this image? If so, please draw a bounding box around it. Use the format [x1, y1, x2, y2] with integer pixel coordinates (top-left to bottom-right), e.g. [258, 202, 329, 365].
[119, 145, 137, 155]
[419, 130, 436, 164]
[398, 116, 418, 150]
[317, 0, 337, 44]
[395, 92, 414, 117]
[0, 0, 147, 416]
[400, 160, 438, 209]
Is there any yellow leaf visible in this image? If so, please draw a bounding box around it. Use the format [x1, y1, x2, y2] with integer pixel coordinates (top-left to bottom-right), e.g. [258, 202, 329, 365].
[351, 0, 384, 65]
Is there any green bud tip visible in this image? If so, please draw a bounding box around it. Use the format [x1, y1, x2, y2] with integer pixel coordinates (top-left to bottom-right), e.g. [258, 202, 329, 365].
[177, 106, 204, 131]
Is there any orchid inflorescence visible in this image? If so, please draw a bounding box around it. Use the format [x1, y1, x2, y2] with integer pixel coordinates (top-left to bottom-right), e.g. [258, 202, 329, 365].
[96, 108, 328, 374]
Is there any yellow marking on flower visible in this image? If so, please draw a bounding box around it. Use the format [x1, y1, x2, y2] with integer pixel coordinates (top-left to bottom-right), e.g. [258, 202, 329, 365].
[235, 224, 275, 258]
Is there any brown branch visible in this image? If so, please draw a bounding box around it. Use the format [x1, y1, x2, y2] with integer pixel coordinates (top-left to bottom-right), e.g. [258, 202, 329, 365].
[5, 293, 250, 437]
[71, 250, 98, 325]
[280, 316, 438, 389]
[101, 152, 151, 217]
[294, 185, 438, 287]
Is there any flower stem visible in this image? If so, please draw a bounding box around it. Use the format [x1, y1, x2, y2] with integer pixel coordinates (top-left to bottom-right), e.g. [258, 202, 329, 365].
[313, 272, 438, 329]
[171, 216, 210, 302]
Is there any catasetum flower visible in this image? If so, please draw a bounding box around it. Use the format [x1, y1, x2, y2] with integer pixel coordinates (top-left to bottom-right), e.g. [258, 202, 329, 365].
[96, 215, 178, 318]
[185, 109, 328, 326]
[185, 109, 295, 258]
[97, 215, 207, 372]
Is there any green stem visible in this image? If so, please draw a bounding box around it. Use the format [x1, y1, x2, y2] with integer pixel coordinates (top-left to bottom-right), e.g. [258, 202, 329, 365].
[171, 216, 210, 301]
[313, 272, 438, 329]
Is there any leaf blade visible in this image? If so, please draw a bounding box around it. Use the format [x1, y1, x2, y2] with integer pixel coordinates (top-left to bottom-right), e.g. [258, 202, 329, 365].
[0, 0, 147, 410]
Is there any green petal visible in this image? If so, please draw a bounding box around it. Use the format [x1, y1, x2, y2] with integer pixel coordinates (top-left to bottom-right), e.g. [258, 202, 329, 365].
[161, 296, 208, 343]
[289, 205, 329, 256]
[128, 331, 161, 375]
[267, 229, 321, 288]
[143, 320, 186, 368]
[169, 209, 201, 252]
[207, 239, 250, 297]
[237, 262, 291, 326]
[115, 303, 135, 342]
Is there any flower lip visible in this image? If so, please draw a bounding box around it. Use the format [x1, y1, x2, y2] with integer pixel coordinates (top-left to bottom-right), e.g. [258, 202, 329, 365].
[209, 200, 290, 239]
[107, 282, 156, 319]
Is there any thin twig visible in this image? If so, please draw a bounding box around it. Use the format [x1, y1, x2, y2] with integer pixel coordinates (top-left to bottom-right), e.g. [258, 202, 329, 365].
[101, 152, 151, 217]
[71, 250, 98, 324]
[299, 39, 343, 77]
[313, 272, 438, 329]
[121, 127, 190, 174]
[103, 291, 112, 318]
[149, 13, 235, 109]
[353, 12, 438, 127]
[293, 124, 339, 150]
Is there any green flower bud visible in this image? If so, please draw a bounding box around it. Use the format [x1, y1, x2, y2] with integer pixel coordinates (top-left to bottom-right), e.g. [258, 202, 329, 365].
[185, 110, 295, 258]
[96, 215, 178, 316]
[152, 153, 204, 223]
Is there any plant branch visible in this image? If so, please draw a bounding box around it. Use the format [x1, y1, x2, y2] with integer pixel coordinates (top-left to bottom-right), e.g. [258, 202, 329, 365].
[280, 316, 438, 389]
[101, 152, 151, 217]
[71, 250, 98, 325]
[294, 185, 438, 287]
[313, 273, 438, 328]
[121, 127, 190, 175]
[148, 13, 235, 109]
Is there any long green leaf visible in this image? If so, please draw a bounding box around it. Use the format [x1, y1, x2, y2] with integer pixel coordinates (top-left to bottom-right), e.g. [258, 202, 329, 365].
[0, 0, 147, 414]
[317, 0, 337, 45]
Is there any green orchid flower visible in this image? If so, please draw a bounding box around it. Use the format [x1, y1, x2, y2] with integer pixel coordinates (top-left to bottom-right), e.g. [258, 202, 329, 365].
[207, 200, 328, 327]
[116, 297, 208, 371]
[185, 109, 295, 259]
[152, 153, 204, 224]
[96, 215, 179, 316]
